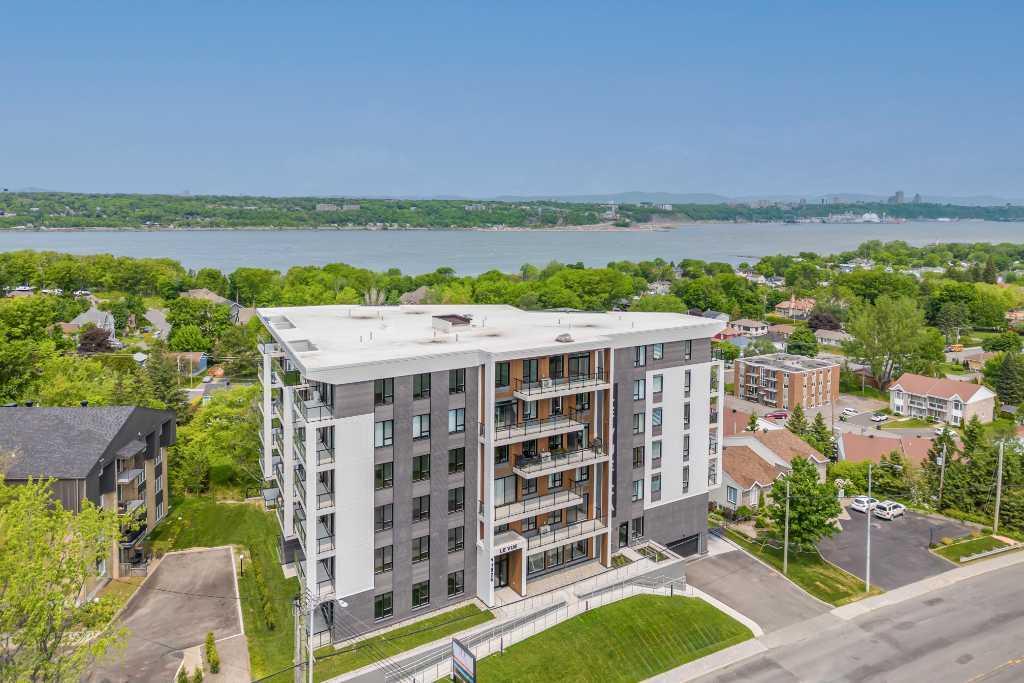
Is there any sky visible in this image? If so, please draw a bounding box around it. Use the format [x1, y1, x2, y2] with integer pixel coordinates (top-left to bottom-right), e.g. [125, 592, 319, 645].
[3, 2, 1023, 199]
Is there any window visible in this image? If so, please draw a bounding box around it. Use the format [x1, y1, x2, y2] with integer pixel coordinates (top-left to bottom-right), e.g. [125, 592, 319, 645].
[411, 454, 431, 482]
[412, 536, 430, 564]
[374, 503, 393, 531]
[413, 414, 430, 440]
[632, 379, 645, 401]
[495, 362, 510, 387]
[651, 474, 662, 501]
[375, 545, 393, 574]
[374, 592, 393, 620]
[522, 358, 539, 385]
[374, 462, 393, 490]
[414, 373, 431, 399]
[683, 434, 690, 462]
[448, 447, 465, 473]
[528, 553, 545, 575]
[547, 472, 563, 490]
[154, 448, 163, 467]
[448, 487, 465, 513]
[448, 408, 465, 433]
[708, 458, 718, 486]
[548, 509, 562, 525]
[447, 570, 465, 597]
[522, 478, 537, 497]
[633, 345, 646, 367]
[652, 374, 663, 395]
[449, 368, 466, 394]
[632, 412, 644, 434]
[522, 516, 537, 532]
[618, 522, 629, 548]
[682, 465, 690, 493]
[652, 407, 663, 427]
[155, 475, 163, 494]
[522, 439, 538, 457]
[548, 355, 563, 379]
[684, 369, 691, 397]
[374, 378, 394, 406]
[727, 486, 738, 505]
[548, 434, 563, 451]
[374, 420, 393, 448]
[652, 343, 664, 360]
[494, 475, 516, 506]
[576, 465, 590, 482]
[631, 516, 645, 539]
[448, 526, 465, 553]
[523, 400, 538, 421]
[572, 539, 587, 560]
[683, 340, 692, 360]
[550, 396, 562, 416]
[632, 479, 644, 502]
[576, 392, 590, 411]
[494, 445, 509, 465]
[651, 441, 662, 469]
[156, 500, 166, 520]
[683, 403, 691, 430]
[568, 352, 590, 378]
[412, 580, 430, 609]
[412, 495, 430, 522]
[632, 446, 644, 469]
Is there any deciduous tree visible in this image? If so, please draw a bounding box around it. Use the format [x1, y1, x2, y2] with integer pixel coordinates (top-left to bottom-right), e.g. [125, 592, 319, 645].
[768, 457, 842, 550]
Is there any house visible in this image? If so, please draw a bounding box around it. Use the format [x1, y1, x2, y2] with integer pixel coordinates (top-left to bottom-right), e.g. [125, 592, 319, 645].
[768, 323, 795, 339]
[70, 307, 119, 345]
[703, 310, 731, 323]
[168, 351, 208, 376]
[733, 353, 840, 409]
[182, 288, 248, 324]
[722, 408, 782, 437]
[0, 406, 175, 581]
[399, 286, 430, 305]
[714, 428, 828, 509]
[837, 432, 934, 467]
[814, 329, 853, 347]
[889, 373, 996, 425]
[774, 296, 816, 319]
[646, 281, 672, 296]
[965, 351, 997, 373]
[765, 276, 786, 288]
[730, 319, 769, 337]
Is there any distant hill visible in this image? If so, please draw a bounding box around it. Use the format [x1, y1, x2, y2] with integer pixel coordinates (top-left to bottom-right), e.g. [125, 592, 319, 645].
[494, 191, 1023, 207]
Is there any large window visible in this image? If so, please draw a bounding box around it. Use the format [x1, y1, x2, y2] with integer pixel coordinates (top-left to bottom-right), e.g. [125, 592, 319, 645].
[576, 392, 590, 411]
[632, 379, 645, 401]
[652, 343, 664, 360]
[632, 446, 644, 469]
[374, 592, 393, 620]
[449, 368, 466, 394]
[651, 441, 662, 469]
[632, 412, 644, 434]
[632, 479, 644, 502]
[528, 553, 545, 575]
[633, 345, 646, 367]
[550, 396, 562, 416]
[412, 580, 430, 609]
[494, 475, 516, 506]
[522, 400, 538, 421]
[652, 407, 663, 428]
[495, 362, 510, 388]
[522, 477, 537, 497]
[727, 486, 738, 505]
[683, 340, 692, 361]
[448, 487, 465, 514]
[576, 465, 590, 482]
[447, 570, 465, 598]
[631, 516, 645, 539]
[448, 408, 465, 433]
[568, 352, 590, 378]
[374, 545, 393, 574]
[684, 369, 691, 397]
[374, 378, 394, 406]
[413, 414, 431, 440]
[448, 447, 466, 473]
[412, 536, 430, 564]
[413, 373, 431, 399]
[651, 474, 662, 501]
[683, 434, 690, 462]
[448, 526, 465, 553]
[495, 401, 516, 427]
[374, 420, 393, 448]
[683, 403, 691, 430]
[548, 355, 563, 379]
[522, 358, 539, 385]
[547, 472, 563, 490]
[682, 465, 690, 494]
[374, 503, 393, 531]
[374, 462, 393, 490]
[652, 374, 663, 395]
[412, 454, 431, 482]
[412, 495, 430, 522]
[494, 445, 509, 465]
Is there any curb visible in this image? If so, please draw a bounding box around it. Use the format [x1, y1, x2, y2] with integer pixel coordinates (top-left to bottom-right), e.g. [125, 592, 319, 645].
[715, 530, 835, 610]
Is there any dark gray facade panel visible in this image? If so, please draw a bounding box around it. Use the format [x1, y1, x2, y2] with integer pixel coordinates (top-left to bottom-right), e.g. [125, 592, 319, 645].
[642, 494, 709, 552]
[335, 381, 374, 418]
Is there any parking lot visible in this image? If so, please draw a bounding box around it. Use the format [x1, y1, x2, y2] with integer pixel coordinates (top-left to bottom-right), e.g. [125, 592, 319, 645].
[818, 506, 975, 590]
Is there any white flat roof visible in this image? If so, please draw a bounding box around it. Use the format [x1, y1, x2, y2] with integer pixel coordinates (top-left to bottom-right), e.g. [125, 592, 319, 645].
[258, 304, 724, 384]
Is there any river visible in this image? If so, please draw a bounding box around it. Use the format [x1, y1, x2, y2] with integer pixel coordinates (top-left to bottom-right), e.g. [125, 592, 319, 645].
[1, 221, 1020, 275]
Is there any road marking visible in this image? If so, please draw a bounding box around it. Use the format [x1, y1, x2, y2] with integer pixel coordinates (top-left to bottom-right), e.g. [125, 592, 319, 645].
[966, 654, 1024, 681]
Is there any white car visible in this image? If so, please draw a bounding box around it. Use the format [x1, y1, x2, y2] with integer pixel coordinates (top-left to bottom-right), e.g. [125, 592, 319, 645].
[935, 426, 950, 436]
[842, 408, 858, 417]
[873, 501, 906, 520]
[870, 414, 888, 423]
[850, 496, 878, 513]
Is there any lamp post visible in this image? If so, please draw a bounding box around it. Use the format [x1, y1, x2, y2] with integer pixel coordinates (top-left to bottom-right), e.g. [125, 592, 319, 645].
[783, 479, 791, 575]
[865, 461, 903, 593]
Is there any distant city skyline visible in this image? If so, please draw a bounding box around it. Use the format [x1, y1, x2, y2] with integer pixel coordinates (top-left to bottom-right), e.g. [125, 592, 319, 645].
[4, 2, 1023, 199]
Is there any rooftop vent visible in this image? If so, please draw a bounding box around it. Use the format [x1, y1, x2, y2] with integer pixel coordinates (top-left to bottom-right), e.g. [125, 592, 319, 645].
[265, 315, 296, 330]
[555, 333, 574, 343]
[432, 314, 472, 334]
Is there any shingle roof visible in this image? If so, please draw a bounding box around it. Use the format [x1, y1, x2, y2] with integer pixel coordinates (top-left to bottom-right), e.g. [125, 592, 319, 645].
[890, 373, 993, 402]
[0, 407, 137, 479]
[753, 429, 827, 464]
[724, 445, 783, 489]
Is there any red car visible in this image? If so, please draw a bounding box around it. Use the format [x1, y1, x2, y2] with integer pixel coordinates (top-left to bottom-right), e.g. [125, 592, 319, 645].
[765, 410, 789, 420]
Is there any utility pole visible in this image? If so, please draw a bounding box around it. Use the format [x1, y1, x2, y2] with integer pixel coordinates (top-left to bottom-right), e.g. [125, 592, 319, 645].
[994, 441, 1005, 534]
[865, 463, 872, 592]
[937, 443, 947, 510]
[783, 479, 791, 576]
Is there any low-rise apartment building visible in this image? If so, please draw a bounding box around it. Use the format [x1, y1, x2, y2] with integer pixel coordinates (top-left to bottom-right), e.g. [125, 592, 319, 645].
[0, 406, 174, 580]
[733, 353, 839, 410]
[730, 319, 768, 337]
[257, 305, 724, 643]
[888, 373, 996, 425]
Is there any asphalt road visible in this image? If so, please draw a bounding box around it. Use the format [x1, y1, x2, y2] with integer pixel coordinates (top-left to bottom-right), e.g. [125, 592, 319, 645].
[818, 507, 973, 590]
[695, 562, 1024, 682]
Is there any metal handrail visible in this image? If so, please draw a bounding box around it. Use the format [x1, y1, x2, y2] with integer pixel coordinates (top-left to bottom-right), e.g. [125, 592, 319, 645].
[494, 487, 585, 522]
[514, 443, 606, 475]
[525, 518, 605, 551]
[317, 491, 334, 510]
[511, 372, 608, 396]
[293, 387, 333, 422]
[491, 410, 586, 442]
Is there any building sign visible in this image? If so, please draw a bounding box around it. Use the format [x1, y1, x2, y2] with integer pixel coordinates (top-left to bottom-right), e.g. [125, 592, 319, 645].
[495, 539, 522, 554]
[452, 637, 476, 683]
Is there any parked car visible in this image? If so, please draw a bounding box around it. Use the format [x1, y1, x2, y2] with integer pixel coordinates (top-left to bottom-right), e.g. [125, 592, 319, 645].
[870, 413, 888, 423]
[765, 410, 789, 420]
[842, 407, 859, 417]
[873, 501, 906, 520]
[935, 426, 951, 436]
[850, 496, 878, 513]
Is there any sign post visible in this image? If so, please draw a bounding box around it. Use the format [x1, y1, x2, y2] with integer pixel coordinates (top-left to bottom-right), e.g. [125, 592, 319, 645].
[452, 637, 476, 683]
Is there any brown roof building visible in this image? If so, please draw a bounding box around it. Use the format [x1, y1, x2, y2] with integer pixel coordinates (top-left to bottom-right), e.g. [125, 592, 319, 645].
[889, 372, 996, 425]
[733, 353, 840, 410]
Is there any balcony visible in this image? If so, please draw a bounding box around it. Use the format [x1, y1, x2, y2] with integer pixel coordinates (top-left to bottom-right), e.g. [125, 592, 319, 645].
[524, 518, 607, 553]
[296, 560, 335, 598]
[494, 488, 585, 523]
[119, 521, 148, 548]
[116, 468, 144, 485]
[258, 341, 282, 356]
[513, 444, 608, 479]
[117, 499, 145, 515]
[272, 357, 303, 387]
[292, 387, 333, 423]
[272, 456, 284, 489]
[490, 412, 586, 447]
[316, 519, 335, 553]
[512, 372, 609, 401]
[294, 435, 335, 468]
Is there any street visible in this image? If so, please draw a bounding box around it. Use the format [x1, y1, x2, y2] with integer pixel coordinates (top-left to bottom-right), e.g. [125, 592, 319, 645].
[693, 562, 1024, 682]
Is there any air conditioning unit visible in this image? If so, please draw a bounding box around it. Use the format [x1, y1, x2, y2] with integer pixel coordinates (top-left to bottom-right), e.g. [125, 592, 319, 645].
[541, 378, 553, 389]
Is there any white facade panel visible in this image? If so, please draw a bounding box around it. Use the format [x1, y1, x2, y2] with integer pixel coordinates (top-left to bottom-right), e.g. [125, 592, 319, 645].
[333, 413, 376, 598]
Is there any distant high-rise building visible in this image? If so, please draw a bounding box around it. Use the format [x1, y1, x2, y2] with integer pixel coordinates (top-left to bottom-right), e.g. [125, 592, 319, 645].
[912, 193, 922, 203]
[888, 191, 905, 204]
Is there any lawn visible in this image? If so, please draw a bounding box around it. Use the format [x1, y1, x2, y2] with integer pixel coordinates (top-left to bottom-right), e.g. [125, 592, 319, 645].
[313, 604, 493, 682]
[881, 417, 933, 430]
[840, 386, 889, 402]
[146, 497, 298, 680]
[934, 535, 1008, 563]
[475, 595, 752, 682]
[725, 530, 880, 606]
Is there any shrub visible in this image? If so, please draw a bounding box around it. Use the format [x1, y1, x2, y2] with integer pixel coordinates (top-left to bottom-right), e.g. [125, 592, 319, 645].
[970, 530, 983, 539]
[177, 667, 189, 683]
[940, 537, 954, 546]
[205, 631, 220, 674]
[191, 668, 204, 683]
[735, 505, 754, 520]
[249, 549, 276, 630]
[982, 527, 993, 534]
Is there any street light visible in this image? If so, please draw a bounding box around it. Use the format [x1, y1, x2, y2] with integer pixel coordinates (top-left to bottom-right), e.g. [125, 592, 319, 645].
[865, 460, 903, 593]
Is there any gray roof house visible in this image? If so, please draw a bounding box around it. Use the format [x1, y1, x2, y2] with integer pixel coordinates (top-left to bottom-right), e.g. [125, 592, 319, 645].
[71, 307, 117, 334]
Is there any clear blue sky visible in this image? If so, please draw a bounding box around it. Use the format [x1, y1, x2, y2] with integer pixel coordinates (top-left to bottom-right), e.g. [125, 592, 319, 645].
[4, 2, 1022, 199]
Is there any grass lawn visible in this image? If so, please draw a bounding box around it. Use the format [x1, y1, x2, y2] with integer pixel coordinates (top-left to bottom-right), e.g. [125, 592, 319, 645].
[934, 535, 1008, 563]
[725, 530, 880, 606]
[475, 595, 752, 683]
[881, 417, 933, 429]
[840, 386, 889, 402]
[97, 575, 144, 615]
[146, 497, 298, 680]
[313, 604, 493, 682]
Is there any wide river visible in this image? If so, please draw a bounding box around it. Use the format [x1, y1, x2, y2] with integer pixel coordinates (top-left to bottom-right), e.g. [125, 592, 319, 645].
[1, 221, 1021, 275]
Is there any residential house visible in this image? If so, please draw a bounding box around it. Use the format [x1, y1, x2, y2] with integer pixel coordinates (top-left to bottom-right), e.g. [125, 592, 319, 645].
[722, 408, 782, 437]
[730, 319, 769, 337]
[168, 351, 208, 376]
[774, 296, 816, 320]
[714, 428, 828, 509]
[733, 353, 840, 409]
[71, 307, 117, 336]
[182, 287, 248, 324]
[1006, 309, 1024, 327]
[399, 286, 431, 305]
[813, 329, 853, 347]
[646, 281, 672, 296]
[837, 432, 934, 468]
[889, 373, 996, 425]
[703, 310, 731, 323]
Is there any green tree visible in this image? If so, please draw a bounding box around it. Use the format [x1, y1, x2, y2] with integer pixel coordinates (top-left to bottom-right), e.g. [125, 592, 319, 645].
[744, 336, 777, 357]
[983, 331, 1023, 353]
[630, 295, 686, 313]
[990, 351, 1024, 407]
[935, 301, 971, 342]
[715, 341, 741, 363]
[169, 324, 210, 352]
[145, 344, 188, 419]
[786, 326, 818, 357]
[807, 412, 834, 458]
[768, 457, 842, 550]
[843, 295, 938, 389]
[787, 404, 809, 436]
[0, 476, 126, 681]
[746, 412, 760, 432]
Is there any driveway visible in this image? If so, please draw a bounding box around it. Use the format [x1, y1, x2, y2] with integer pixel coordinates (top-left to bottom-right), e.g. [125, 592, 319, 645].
[685, 536, 827, 632]
[818, 507, 974, 590]
[145, 308, 171, 338]
[88, 547, 243, 683]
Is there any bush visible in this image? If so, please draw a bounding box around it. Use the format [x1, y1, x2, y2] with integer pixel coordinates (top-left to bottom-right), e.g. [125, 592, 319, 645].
[735, 505, 754, 520]
[982, 526, 993, 534]
[177, 667, 189, 683]
[191, 668, 204, 683]
[754, 516, 769, 529]
[205, 631, 220, 674]
[940, 537, 954, 546]
[249, 549, 276, 630]
[970, 530, 983, 539]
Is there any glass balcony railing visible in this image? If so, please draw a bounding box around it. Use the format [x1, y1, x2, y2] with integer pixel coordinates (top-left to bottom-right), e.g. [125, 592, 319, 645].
[293, 387, 333, 422]
[513, 443, 607, 477]
[511, 372, 608, 397]
[491, 410, 586, 444]
[525, 518, 606, 552]
[494, 487, 585, 522]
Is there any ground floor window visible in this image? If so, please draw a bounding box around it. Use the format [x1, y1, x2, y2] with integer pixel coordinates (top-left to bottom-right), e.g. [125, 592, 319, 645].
[727, 486, 738, 505]
[374, 592, 393, 620]
[631, 516, 644, 540]
[447, 570, 464, 597]
[412, 580, 430, 609]
[528, 552, 545, 575]
[571, 539, 588, 560]
[618, 522, 629, 547]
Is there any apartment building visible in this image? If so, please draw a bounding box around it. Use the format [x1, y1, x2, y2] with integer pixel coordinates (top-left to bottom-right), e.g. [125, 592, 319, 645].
[889, 373, 995, 425]
[733, 353, 839, 409]
[0, 406, 174, 580]
[258, 305, 724, 643]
